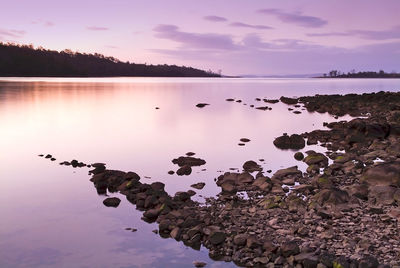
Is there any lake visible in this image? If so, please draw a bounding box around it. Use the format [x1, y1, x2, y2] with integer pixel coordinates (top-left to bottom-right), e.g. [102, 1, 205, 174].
[1, 77, 399, 268]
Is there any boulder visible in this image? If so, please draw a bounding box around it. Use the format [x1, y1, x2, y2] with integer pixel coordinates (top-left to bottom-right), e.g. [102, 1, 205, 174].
[273, 134, 305, 150]
[272, 166, 302, 180]
[209, 231, 226, 245]
[304, 153, 329, 167]
[176, 165, 192, 176]
[361, 162, 400, 187]
[312, 188, 350, 207]
[243, 160, 262, 172]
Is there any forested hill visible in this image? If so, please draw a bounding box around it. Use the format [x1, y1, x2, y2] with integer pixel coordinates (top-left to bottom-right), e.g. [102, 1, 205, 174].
[0, 43, 220, 77]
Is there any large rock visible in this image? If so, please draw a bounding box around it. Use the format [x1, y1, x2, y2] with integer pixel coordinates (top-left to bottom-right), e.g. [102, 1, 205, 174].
[272, 166, 302, 180]
[361, 162, 400, 187]
[312, 188, 350, 207]
[273, 134, 305, 150]
[209, 231, 226, 245]
[368, 185, 399, 205]
[303, 152, 329, 167]
[242, 160, 262, 172]
[177, 165, 192, 176]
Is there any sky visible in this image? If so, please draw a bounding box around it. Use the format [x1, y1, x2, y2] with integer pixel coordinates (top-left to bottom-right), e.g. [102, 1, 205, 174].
[1, 0, 400, 75]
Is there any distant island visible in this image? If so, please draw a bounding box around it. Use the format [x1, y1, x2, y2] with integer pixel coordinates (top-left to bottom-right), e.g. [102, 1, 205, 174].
[0, 43, 220, 77]
[318, 69, 400, 78]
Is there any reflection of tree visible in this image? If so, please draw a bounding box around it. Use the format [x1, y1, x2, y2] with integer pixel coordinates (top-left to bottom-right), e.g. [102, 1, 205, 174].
[0, 43, 221, 77]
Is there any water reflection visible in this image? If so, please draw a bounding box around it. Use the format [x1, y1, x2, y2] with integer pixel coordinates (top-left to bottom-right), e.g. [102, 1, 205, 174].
[0, 78, 399, 268]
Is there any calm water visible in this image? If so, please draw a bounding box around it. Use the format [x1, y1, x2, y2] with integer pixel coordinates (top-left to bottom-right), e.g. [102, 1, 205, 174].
[1, 77, 399, 268]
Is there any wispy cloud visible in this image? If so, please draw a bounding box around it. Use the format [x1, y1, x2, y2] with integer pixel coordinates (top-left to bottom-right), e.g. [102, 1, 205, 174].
[86, 26, 109, 31]
[32, 20, 54, 27]
[308, 25, 400, 40]
[257, 9, 327, 28]
[203, 15, 227, 22]
[153, 24, 239, 50]
[0, 28, 26, 39]
[230, 22, 273, 30]
[242, 34, 324, 51]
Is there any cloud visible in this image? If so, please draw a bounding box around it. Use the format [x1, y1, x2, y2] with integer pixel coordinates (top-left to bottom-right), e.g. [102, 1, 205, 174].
[242, 34, 325, 50]
[105, 45, 118, 49]
[45, 21, 54, 27]
[153, 24, 239, 50]
[308, 25, 400, 40]
[86, 26, 109, 31]
[230, 22, 273, 30]
[31, 20, 55, 27]
[203, 15, 228, 22]
[257, 8, 327, 28]
[0, 28, 26, 39]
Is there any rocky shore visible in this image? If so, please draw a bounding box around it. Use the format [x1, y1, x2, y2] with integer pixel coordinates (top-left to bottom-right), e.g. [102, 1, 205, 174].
[42, 91, 400, 267]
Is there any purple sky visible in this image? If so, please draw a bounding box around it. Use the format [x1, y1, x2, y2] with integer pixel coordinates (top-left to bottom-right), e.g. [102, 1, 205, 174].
[1, 0, 400, 75]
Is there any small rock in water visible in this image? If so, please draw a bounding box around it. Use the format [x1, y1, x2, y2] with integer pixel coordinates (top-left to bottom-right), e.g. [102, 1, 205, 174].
[238, 143, 245, 146]
[196, 103, 209, 108]
[45, 154, 52, 159]
[38, 154, 44, 157]
[193, 261, 207, 267]
[103, 197, 121, 208]
[155, 107, 160, 109]
[131, 228, 137, 232]
[191, 182, 205, 190]
[294, 152, 304, 160]
[152, 229, 158, 234]
[186, 152, 196, 156]
[226, 98, 235, 101]
[168, 170, 175, 175]
[293, 110, 302, 114]
[240, 138, 250, 143]
[50, 158, 56, 161]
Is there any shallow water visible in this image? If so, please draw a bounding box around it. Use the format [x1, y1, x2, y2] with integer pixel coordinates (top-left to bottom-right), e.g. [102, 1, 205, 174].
[1, 77, 399, 268]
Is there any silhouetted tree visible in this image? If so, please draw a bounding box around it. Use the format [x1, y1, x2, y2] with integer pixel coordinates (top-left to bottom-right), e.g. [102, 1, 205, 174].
[0, 43, 221, 77]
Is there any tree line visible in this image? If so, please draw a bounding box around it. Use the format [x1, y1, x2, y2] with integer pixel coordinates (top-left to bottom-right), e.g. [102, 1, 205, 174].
[320, 69, 400, 78]
[0, 43, 220, 77]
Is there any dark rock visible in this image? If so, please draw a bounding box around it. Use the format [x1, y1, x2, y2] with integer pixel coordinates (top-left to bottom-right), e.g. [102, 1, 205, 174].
[243, 160, 262, 172]
[172, 156, 206, 167]
[103, 197, 121, 207]
[209, 231, 226, 245]
[233, 234, 248, 246]
[294, 152, 304, 161]
[240, 138, 250, 143]
[196, 103, 209, 108]
[191, 182, 205, 190]
[281, 240, 300, 257]
[168, 170, 175, 175]
[361, 162, 400, 187]
[273, 134, 305, 150]
[186, 152, 196, 156]
[226, 98, 235, 101]
[45, 154, 52, 158]
[280, 96, 298, 105]
[304, 152, 329, 167]
[177, 165, 192, 176]
[143, 208, 160, 220]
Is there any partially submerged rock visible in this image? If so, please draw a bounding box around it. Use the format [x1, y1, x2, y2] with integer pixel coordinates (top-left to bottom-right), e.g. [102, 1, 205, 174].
[103, 197, 121, 207]
[273, 134, 305, 150]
